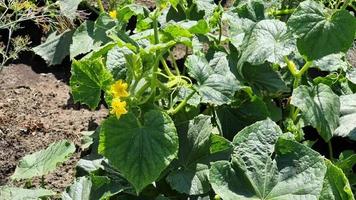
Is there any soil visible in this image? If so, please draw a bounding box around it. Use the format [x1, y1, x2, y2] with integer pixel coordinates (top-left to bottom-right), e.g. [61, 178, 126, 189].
[0, 64, 107, 192]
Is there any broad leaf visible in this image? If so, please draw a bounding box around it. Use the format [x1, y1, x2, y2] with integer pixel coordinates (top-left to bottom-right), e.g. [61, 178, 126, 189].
[70, 15, 115, 59]
[11, 140, 75, 180]
[239, 19, 295, 66]
[210, 119, 326, 199]
[319, 160, 354, 200]
[166, 115, 212, 195]
[166, 164, 210, 195]
[233, 0, 265, 21]
[99, 110, 178, 193]
[216, 98, 282, 140]
[291, 84, 340, 142]
[334, 94, 356, 141]
[32, 30, 73, 66]
[59, 0, 81, 20]
[62, 176, 92, 200]
[312, 53, 348, 72]
[70, 58, 113, 109]
[241, 62, 289, 96]
[346, 68, 356, 85]
[186, 53, 240, 105]
[0, 187, 54, 200]
[106, 46, 132, 80]
[287, 0, 356, 60]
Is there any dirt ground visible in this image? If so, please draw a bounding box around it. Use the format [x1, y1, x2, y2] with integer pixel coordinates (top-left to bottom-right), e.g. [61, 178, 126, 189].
[0, 64, 107, 192]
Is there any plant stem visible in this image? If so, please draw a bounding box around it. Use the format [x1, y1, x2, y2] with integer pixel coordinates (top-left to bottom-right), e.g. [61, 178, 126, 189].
[218, 20, 222, 45]
[340, 0, 351, 10]
[41, 176, 45, 188]
[285, 57, 313, 121]
[168, 90, 196, 115]
[97, 0, 105, 13]
[150, 10, 160, 100]
[169, 51, 180, 76]
[269, 8, 295, 16]
[161, 58, 174, 77]
[328, 140, 334, 161]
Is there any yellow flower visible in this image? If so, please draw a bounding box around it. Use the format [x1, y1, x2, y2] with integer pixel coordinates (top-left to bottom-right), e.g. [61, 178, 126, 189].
[110, 98, 128, 118]
[110, 80, 129, 98]
[109, 10, 117, 19]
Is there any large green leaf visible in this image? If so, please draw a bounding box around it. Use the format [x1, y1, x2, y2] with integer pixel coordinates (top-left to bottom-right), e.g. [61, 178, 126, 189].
[98, 110, 178, 193]
[210, 120, 326, 199]
[241, 63, 289, 96]
[58, 0, 82, 20]
[291, 84, 340, 142]
[287, 0, 356, 60]
[0, 187, 54, 200]
[312, 53, 348, 72]
[346, 68, 356, 85]
[233, 0, 265, 21]
[334, 94, 356, 141]
[319, 160, 354, 200]
[11, 140, 75, 180]
[62, 176, 92, 200]
[70, 58, 113, 109]
[239, 19, 295, 66]
[166, 115, 212, 195]
[70, 14, 115, 59]
[32, 30, 73, 66]
[216, 98, 282, 140]
[106, 46, 132, 80]
[186, 53, 240, 105]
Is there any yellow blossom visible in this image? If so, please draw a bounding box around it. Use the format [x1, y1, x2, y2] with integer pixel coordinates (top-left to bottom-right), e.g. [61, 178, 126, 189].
[109, 10, 117, 19]
[110, 98, 128, 118]
[110, 80, 129, 98]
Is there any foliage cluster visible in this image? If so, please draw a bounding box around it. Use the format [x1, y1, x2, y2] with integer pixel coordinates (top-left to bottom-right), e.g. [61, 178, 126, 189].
[1, 0, 356, 199]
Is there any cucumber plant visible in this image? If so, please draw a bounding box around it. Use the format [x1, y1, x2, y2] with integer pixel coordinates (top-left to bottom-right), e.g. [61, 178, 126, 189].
[4, 0, 356, 199]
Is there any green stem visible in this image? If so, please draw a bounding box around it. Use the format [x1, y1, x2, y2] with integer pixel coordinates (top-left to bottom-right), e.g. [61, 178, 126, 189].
[340, 0, 351, 10]
[218, 20, 222, 45]
[161, 58, 174, 77]
[169, 51, 180, 76]
[269, 8, 296, 16]
[328, 140, 334, 161]
[168, 90, 196, 115]
[97, 0, 105, 12]
[41, 176, 45, 188]
[150, 11, 161, 100]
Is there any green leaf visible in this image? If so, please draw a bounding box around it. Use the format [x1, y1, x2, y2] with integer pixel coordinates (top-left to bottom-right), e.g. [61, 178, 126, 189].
[11, 140, 75, 180]
[117, 4, 147, 23]
[106, 46, 132, 80]
[166, 163, 210, 195]
[210, 120, 326, 199]
[70, 58, 113, 109]
[312, 53, 348, 72]
[186, 53, 240, 105]
[32, 30, 74, 66]
[346, 68, 356, 84]
[99, 110, 178, 193]
[216, 98, 282, 140]
[70, 21, 96, 59]
[0, 187, 55, 200]
[195, 0, 217, 18]
[239, 19, 295, 66]
[233, 0, 265, 21]
[319, 160, 354, 200]
[287, 0, 356, 60]
[62, 176, 92, 200]
[291, 84, 340, 142]
[166, 115, 212, 195]
[334, 94, 356, 141]
[241, 62, 289, 96]
[70, 15, 115, 59]
[58, 0, 82, 20]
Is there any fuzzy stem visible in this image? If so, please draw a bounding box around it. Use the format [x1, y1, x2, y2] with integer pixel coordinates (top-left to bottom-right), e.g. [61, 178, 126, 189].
[97, 0, 105, 12]
[168, 90, 196, 115]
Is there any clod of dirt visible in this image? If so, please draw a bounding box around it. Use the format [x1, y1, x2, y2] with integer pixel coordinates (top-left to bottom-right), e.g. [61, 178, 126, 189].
[0, 64, 107, 192]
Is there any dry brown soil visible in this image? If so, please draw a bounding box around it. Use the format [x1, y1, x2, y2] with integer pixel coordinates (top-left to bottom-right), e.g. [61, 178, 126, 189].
[0, 64, 107, 192]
